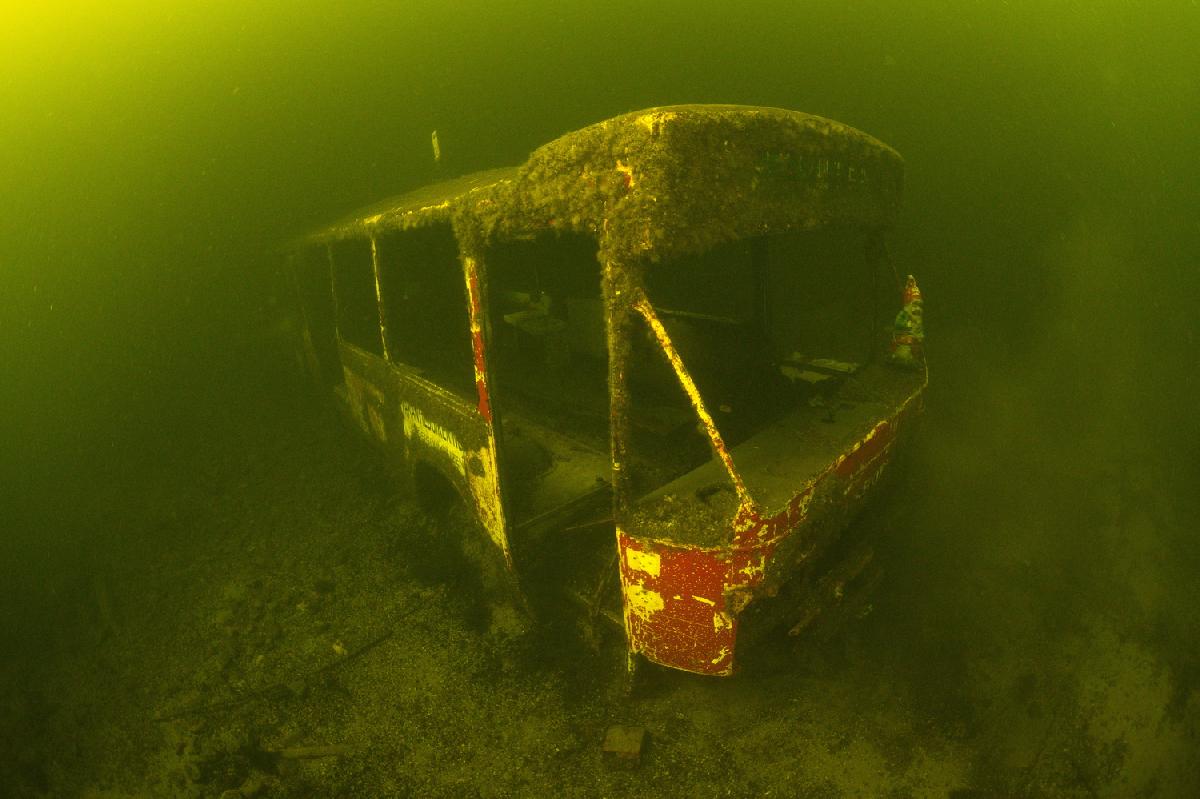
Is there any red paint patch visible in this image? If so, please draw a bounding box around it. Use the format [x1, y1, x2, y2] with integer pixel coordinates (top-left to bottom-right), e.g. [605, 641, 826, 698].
[465, 268, 493, 423]
[472, 329, 491, 423]
[618, 533, 734, 675]
[835, 419, 893, 480]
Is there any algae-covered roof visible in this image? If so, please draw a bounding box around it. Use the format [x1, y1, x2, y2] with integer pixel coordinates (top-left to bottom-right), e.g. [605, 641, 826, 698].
[497, 104, 904, 261]
[296, 104, 903, 261]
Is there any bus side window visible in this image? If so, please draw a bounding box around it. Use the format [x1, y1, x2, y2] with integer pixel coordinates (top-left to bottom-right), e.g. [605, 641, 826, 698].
[376, 225, 474, 396]
[329, 238, 384, 356]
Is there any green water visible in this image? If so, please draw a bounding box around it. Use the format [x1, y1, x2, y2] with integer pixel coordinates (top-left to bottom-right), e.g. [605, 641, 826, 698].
[3, 2, 1198, 796]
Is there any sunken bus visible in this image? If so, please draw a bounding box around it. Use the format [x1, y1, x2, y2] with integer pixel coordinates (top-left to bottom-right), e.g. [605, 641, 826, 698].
[282, 105, 926, 677]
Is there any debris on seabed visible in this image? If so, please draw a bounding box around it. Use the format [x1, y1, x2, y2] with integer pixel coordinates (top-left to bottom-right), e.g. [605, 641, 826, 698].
[602, 725, 647, 767]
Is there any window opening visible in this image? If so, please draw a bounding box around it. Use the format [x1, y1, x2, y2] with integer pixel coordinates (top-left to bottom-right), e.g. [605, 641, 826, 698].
[624, 309, 739, 546]
[486, 232, 608, 450]
[329, 238, 384, 356]
[484, 232, 610, 525]
[375, 225, 474, 396]
[642, 227, 873, 450]
[632, 226, 919, 517]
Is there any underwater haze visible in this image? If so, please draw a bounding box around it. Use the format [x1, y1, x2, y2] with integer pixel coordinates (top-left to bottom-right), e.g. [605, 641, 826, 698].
[3, 1, 1199, 796]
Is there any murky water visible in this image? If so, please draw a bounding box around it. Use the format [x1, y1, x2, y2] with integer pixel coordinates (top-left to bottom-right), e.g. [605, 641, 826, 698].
[3, 3, 1198, 796]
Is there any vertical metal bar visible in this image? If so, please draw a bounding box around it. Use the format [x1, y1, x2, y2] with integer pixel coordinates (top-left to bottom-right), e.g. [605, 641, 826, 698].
[370, 236, 390, 360]
[634, 292, 750, 506]
[601, 250, 638, 686]
[602, 254, 634, 521]
[462, 249, 514, 571]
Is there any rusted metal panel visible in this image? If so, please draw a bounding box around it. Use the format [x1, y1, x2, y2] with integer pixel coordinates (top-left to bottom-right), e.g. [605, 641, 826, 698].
[336, 340, 511, 566]
[617, 375, 926, 676]
[618, 528, 734, 674]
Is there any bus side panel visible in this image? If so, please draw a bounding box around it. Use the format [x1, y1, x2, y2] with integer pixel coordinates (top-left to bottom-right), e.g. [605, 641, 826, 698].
[337, 343, 512, 570]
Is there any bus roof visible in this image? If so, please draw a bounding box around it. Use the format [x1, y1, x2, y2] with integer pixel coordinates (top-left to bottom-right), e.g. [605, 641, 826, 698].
[297, 104, 903, 260]
[298, 167, 517, 246]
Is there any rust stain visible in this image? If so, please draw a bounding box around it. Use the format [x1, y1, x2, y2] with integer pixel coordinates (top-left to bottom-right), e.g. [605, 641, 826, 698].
[463, 256, 493, 423]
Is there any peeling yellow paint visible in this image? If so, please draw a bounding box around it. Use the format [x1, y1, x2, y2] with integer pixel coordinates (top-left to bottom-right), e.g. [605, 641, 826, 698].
[730, 553, 767, 586]
[625, 583, 665, 618]
[401, 402, 465, 474]
[625, 547, 661, 577]
[465, 439, 511, 567]
[692, 595, 716, 606]
[615, 159, 635, 188]
[418, 200, 452, 214]
[713, 611, 734, 633]
[636, 110, 677, 135]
